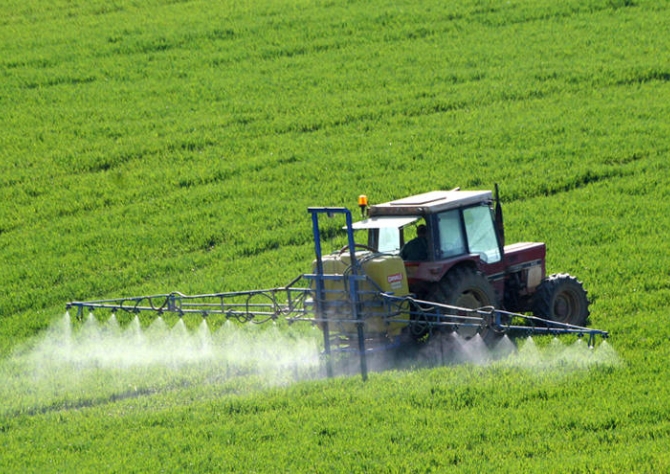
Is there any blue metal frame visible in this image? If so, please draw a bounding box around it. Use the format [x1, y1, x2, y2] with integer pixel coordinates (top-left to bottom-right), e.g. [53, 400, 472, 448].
[307, 207, 368, 380]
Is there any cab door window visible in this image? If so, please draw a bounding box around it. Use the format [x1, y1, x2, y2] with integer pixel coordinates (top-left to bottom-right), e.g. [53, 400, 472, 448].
[463, 206, 502, 263]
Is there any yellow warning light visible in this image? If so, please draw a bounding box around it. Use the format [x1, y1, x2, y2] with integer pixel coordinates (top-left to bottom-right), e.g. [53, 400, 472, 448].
[358, 195, 368, 217]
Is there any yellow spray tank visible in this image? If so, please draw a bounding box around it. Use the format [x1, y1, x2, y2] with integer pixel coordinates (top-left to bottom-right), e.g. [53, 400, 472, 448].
[314, 250, 410, 338]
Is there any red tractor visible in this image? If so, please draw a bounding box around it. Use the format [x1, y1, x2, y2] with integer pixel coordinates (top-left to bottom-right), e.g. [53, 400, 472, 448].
[352, 187, 589, 330]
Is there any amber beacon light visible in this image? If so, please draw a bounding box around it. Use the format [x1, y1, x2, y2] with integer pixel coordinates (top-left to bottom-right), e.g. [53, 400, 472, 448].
[358, 194, 368, 217]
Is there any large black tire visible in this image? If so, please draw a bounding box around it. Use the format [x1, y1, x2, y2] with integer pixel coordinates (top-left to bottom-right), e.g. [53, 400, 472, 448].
[427, 267, 498, 341]
[532, 273, 590, 326]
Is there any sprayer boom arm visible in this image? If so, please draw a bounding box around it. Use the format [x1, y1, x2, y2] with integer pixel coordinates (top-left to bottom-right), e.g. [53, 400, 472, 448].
[67, 286, 313, 324]
[67, 285, 608, 343]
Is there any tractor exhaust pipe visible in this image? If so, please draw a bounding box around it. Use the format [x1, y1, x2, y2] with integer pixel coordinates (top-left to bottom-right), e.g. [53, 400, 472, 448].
[494, 183, 505, 255]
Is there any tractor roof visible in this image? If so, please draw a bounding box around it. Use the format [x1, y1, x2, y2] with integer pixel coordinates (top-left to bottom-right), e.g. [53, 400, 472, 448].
[368, 189, 492, 217]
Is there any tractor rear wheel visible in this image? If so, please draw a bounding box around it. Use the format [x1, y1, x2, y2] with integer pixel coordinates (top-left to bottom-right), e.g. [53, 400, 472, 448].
[532, 273, 589, 326]
[427, 267, 498, 341]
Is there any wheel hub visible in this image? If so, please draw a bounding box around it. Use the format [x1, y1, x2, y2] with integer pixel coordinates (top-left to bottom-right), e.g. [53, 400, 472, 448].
[456, 291, 481, 309]
[554, 293, 576, 321]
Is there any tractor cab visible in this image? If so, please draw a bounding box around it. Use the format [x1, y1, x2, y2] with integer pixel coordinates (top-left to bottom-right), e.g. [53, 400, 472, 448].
[354, 190, 503, 260]
[352, 190, 507, 295]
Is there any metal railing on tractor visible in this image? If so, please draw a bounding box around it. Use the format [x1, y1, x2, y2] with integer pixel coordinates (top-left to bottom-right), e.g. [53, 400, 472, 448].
[67, 207, 608, 381]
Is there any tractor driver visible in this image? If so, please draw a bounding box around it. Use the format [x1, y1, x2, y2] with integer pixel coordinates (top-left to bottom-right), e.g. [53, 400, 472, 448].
[400, 224, 428, 261]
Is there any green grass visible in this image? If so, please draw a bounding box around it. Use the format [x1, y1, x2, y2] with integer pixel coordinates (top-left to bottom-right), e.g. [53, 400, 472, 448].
[1, 0, 670, 471]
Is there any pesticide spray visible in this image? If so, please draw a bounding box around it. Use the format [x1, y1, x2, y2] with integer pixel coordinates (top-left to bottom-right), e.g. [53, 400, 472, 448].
[0, 312, 619, 417]
[0, 312, 322, 416]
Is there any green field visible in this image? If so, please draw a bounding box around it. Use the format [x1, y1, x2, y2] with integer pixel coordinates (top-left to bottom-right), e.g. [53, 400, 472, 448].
[2, 0, 670, 471]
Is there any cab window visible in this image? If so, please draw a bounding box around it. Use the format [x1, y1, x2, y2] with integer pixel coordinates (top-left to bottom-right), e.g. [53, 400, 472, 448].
[377, 227, 401, 253]
[463, 206, 501, 263]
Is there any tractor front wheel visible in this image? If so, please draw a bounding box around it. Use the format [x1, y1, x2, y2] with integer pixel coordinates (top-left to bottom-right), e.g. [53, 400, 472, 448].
[532, 273, 589, 326]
